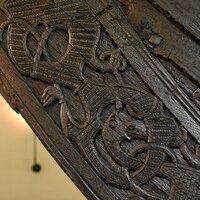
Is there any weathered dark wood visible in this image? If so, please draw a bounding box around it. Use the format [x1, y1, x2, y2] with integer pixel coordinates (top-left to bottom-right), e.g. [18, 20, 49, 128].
[1, 0, 200, 199]
[149, 0, 200, 41]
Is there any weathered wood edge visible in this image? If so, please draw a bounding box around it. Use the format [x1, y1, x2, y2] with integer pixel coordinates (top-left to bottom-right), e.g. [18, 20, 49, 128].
[0, 46, 119, 200]
[148, 0, 200, 43]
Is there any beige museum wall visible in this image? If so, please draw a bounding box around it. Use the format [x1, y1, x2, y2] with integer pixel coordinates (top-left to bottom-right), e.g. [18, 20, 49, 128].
[0, 95, 86, 200]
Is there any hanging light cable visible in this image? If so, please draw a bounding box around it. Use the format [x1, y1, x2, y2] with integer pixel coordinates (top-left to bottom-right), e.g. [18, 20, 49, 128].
[32, 134, 42, 173]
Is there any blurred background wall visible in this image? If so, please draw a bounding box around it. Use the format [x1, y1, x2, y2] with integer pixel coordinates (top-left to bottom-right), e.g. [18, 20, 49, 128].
[0, 94, 86, 200]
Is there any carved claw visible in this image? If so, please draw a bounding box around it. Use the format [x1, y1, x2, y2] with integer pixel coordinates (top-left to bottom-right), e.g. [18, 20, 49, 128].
[90, 49, 127, 84]
[100, 49, 127, 72]
[41, 84, 64, 107]
[99, 49, 127, 84]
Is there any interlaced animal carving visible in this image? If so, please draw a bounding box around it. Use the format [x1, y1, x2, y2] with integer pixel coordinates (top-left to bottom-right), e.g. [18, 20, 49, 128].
[1, 0, 200, 199]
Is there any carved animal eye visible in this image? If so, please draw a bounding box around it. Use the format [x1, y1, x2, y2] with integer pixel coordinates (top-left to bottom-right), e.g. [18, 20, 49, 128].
[109, 120, 118, 128]
[128, 125, 136, 130]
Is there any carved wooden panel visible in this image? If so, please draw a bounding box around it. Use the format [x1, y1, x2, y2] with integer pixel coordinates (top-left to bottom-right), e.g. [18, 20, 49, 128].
[0, 0, 200, 199]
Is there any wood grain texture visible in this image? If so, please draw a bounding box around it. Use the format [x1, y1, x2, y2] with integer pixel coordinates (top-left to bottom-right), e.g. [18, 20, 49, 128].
[149, 0, 200, 41]
[1, 0, 200, 199]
